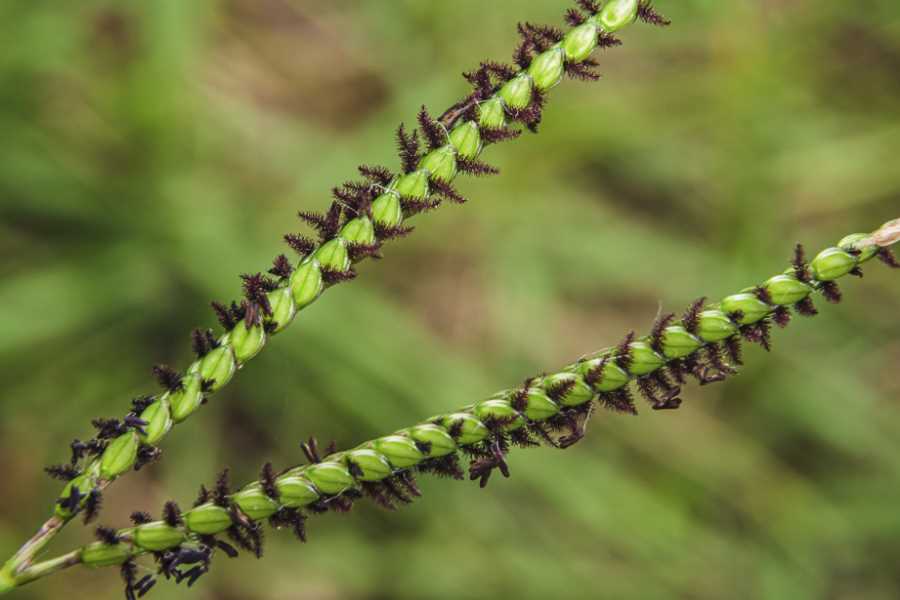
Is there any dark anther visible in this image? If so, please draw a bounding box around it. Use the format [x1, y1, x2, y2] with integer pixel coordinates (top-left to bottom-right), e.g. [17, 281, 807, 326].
[301, 437, 322, 464]
[123, 414, 149, 436]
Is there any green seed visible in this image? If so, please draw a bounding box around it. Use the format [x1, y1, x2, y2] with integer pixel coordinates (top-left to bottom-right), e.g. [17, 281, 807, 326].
[697, 309, 739, 342]
[418, 145, 458, 183]
[627, 341, 665, 376]
[763, 275, 812, 306]
[838, 233, 879, 263]
[266, 286, 296, 333]
[574, 357, 629, 392]
[81, 542, 131, 568]
[721, 293, 771, 325]
[448, 121, 482, 159]
[138, 399, 172, 445]
[440, 413, 491, 445]
[340, 216, 376, 245]
[275, 477, 320, 509]
[597, 0, 639, 32]
[289, 259, 324, 309]
[478, 97, 506, 129]
[521, 389, 560, 421]
[394, 170, 430, 200]
[541, 372, 594, 407]
[474, 399, 525, 430]
[194, 345, 236, 392]
[314, 237, 350, 272]
[811, 247, 857, 281]
[305, 462, 355, 495]
[372, 192, 403, 228]
[660, 326, 702, 359]
[499, 74, 533, 110]
[529, 48, 565, 90]
[346, 449, 393, 482]
[372, 435, 425, 469]
[99, 432, 139, 480]
[133, 522, 185, 552]
[183, 504, 232, 535]
[407, 424, 457, 457]
[169, 373, 204, 423]
[229, 320, 266, 364]
[563, 22, 599, 62]
[232, 488, 279, 520]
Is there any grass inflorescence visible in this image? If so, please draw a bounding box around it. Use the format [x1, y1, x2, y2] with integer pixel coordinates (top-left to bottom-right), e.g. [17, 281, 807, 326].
[10, 222, 896, 596]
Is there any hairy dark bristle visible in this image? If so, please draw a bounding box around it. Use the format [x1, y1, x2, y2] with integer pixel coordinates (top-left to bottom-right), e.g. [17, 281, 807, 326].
[284, 233, 316, 258]
[269, 254, 294, 279]
[260, 463, 279, 500]
[213, 470, 231, 507]
[45, 464, 79, 482]
[298, 202, 343, 242]
[793, 244, 812, 282]
[211, 301, 237, 330]
[396, 124, 421, 173]
[565, 8, 587, 26]
[599, 388, 638, 415]
[650, 313, 675, 353]
[615, 332, 636, 371]
[820, 281, 842, 304]
[163, 501, 183, 528]
[95, 526, 120, 545]
[130, 511, 153, 525]
[321, 266, 358, 286]
[83, 489, 103, 524]
[682, 297, 706, 335]
[358, 164, 394, 187]
[583, 357, 609, 388]
[565, 58, 602, 81]
[480, 125, 522, 145]
[374, 223, 414, 241]
[152, 365, 182, 392]
[724, 336, 743, 366]
[576, 0, 600, 13]
[773, 305, 792, 328]
[348, 242, 383, 263]
[795, 296, 818, 317]
[741, 319, 772, 352]
[754, 286, 773, 305]
[637, 1, 672, 26]
[598, 32, 623, 48]
[457, 157, 500, 177]
[429, 178, 467, 204]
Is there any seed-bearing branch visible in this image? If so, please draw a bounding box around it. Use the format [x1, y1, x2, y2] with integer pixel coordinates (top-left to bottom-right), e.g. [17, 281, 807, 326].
[0, 1, 668, 583]
[5, 220, 896, 597]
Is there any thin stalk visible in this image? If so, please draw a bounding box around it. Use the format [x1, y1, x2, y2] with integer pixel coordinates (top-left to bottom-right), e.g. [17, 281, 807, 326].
[3, 0, 671, 576]
[6, 220, 896, 596]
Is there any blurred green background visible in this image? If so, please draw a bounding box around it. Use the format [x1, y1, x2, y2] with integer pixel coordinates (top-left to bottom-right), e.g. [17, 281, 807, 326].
[2, 1, 899, 599]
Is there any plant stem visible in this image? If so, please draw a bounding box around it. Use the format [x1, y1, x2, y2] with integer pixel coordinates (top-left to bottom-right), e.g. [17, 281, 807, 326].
[7, 221, 896, 595]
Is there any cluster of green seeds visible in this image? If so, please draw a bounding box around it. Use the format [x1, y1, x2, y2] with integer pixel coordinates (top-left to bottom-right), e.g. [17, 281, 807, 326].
[71, 227, 896, 573]
[49, 0, 661, 523]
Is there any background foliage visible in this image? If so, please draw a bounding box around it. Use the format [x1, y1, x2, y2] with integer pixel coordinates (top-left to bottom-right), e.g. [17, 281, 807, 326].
[2, 1, 900, 599]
